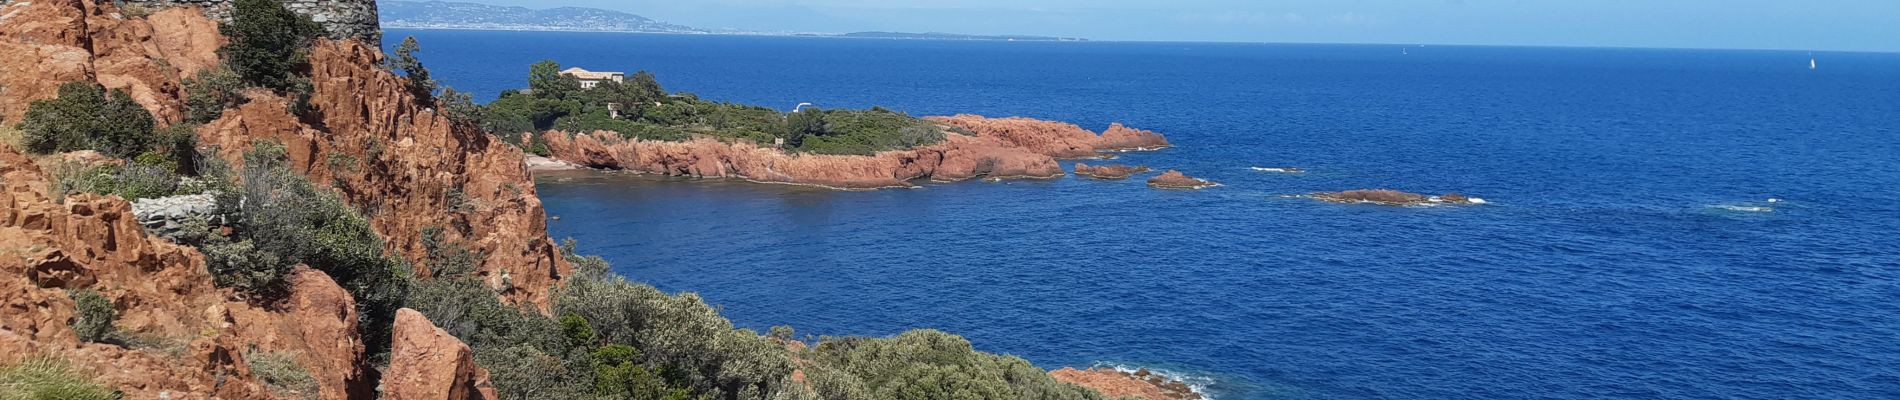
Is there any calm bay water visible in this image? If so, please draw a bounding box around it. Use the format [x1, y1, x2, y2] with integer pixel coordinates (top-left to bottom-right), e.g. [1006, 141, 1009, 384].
[389, 29, 1900, 399]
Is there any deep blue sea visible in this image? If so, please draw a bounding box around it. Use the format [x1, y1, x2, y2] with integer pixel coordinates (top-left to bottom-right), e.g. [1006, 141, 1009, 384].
[389, 29, 1900, 399]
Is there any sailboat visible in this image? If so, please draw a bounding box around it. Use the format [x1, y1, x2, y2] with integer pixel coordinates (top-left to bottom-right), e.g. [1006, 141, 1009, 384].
[1810, 55, 1818, 71]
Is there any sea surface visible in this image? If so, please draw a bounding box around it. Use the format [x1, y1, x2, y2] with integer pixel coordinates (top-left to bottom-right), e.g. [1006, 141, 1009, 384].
[389, 29, 1900, 399]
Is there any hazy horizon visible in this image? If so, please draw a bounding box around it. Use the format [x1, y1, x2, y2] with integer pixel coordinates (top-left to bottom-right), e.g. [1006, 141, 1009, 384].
[397, 0, 1900, 53]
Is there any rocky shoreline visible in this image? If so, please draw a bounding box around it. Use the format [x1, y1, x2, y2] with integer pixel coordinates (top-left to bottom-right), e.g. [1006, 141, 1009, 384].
[1074, 163, 1151, 180]
[1147, 170, 1218, 189]
[1051, 367, 1205, 400]
[536, 115, 1171, 189]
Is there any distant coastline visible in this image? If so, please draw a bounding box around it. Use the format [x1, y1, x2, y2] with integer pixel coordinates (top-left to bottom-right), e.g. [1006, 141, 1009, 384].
[380, 0, 1084, 42]
[383, 25, 1086, 42]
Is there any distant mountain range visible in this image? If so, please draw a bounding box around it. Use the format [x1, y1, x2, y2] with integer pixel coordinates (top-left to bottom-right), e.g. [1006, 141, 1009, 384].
[379, 1, 706, 33]
[378, 1, 1084, 41]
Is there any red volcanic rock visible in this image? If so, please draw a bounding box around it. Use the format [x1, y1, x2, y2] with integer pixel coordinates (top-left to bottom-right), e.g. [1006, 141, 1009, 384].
[1147, 170, 1217, 189]
[385, 309, 498, 400]
[926, 115, 1170, 158]
[1, 144, 365, 399]
[1074, 163, 1150, 180]
[536, 130, 1065, 189]
[1311, 189, 1485, 206]
[1314, 189, 1427, 204]
[1051, 367, 1202, 400]
[200, 39, 569, 307]
[0, 1, 221, 124]
[1, 1, 559, 398]
[1097, 123, 1171, 151]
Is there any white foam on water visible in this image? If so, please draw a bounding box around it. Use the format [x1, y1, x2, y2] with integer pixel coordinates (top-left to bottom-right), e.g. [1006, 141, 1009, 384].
[1096, 362, 1218, 400]
[1250, 167, 1304, 173]
[1712, 205, 1774, 213]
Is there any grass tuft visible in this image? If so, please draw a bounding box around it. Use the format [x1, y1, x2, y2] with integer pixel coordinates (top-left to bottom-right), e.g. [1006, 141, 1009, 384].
[0, 356, 121, 400]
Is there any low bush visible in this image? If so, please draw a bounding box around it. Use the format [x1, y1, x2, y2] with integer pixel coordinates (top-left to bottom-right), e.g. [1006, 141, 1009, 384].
[556, 270, 796, 400]
[221, 0, 321, 91]
[0, 123, 23, 150]
[202, 240, 289, 302]
[245, 350, 318, 400]
[51, 162, 184, 202]
[20, 82, 157, 158]
[0, 356, 121, 400]
[68, 289, 116, 344]
[183, 67, 245, 124]
[406, 277, 592, 399]
[219, 142, 411, 355]
[806, 330, 1109, 400]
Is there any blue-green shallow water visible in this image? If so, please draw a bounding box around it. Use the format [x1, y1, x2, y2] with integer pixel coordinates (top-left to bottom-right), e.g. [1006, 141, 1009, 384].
[390, 29, 1900, 399]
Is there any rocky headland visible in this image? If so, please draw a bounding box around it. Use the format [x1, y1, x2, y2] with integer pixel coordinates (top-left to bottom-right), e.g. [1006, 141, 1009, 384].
[1312, 189, 1487, 206]
[537, 115, 1172, 190]
[1147, 170, 1218, 189]
[1051, 367, 1205, 400]
[1074, 163, 1151, 180]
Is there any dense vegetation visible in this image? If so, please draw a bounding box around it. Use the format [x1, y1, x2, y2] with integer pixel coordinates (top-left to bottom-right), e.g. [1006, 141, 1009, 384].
[20, 82, 157, 158]
[221, 0, 322, 92]
[470, 59, 951, 156]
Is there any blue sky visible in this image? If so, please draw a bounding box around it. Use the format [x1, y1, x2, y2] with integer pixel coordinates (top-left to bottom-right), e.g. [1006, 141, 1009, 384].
[453, 0, 1898, 52]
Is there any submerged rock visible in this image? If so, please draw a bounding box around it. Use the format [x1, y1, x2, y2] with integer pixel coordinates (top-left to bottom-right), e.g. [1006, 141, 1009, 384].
[1147, 170, 1217, 189]
[1050, 367, 1203, 400]
[1312, 189, 1486, 206]
[1074, 163, 1150, 180]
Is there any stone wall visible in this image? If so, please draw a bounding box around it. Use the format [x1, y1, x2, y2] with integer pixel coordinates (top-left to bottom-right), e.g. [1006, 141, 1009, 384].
[123, 0, 381, 44]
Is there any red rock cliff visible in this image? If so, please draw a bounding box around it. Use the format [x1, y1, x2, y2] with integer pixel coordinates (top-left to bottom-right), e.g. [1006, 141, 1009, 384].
[538, 116, 1168, 189]
[1, 0, 571, 397]
[0, 0, 221, 124]
[198, 39, 570, 306]
[538, 130, 1066, 189]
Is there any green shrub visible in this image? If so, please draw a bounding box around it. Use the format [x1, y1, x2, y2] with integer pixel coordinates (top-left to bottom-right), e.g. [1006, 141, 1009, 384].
[183, 67, 245, 124]
[68, 290, 115, 344]
[556, 271, 796, 399]
[245, 351, 318, 400]
[221, 0, 321, 91]
[0, 123, 24, 150]
[0, 356, 121, 400]
[420, 226, 482, 279]
[592, 344, 701, 400]
[406, 277, 592, 399]
[806, 330, 1108, 400]
[529, 60, 582, 100]
[391, 36, 436, 103]
[20, 82, 157, 158]
[202, 240, 289, 302]
[51, 163, 180, 202]
[232, 142, 412, 356]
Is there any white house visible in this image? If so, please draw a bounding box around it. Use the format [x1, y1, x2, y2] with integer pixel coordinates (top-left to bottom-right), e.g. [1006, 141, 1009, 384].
[561, 67, 625, 89]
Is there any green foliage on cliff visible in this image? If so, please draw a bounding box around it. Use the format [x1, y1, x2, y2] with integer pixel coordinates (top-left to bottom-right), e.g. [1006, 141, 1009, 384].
[245, 350, 319, 400]
[221, 0, 322, 91]
[556, 264, 798, 400]
[69, 289, 116, 344]
[392, 36, 437, 103]
[465, 59, 946, 155]
[217, 142, 413, 356]
[0, 356, 121, 400]
[801, 330, 1110, 400]
[184, 67, 246, 124]
[21, 82, 158, 158]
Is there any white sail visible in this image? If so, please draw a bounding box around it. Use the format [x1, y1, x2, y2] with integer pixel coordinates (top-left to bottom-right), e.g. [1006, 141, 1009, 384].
[1810, 58, 1817, 70]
